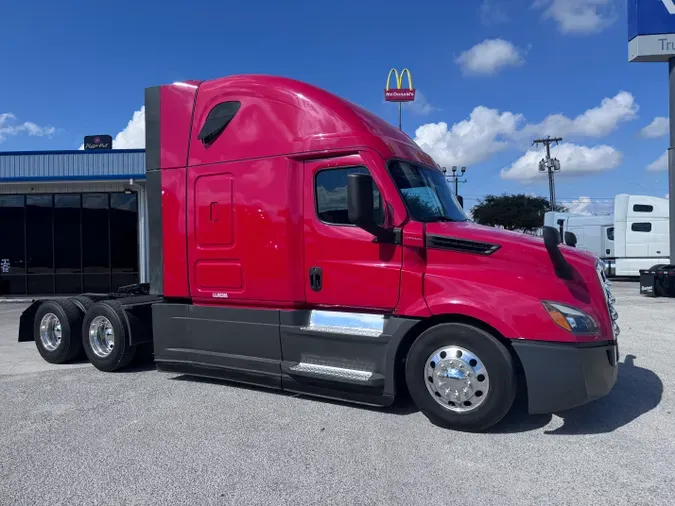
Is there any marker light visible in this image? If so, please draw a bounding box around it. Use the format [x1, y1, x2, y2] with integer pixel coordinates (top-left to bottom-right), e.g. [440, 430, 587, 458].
[543, 302, 599, 335]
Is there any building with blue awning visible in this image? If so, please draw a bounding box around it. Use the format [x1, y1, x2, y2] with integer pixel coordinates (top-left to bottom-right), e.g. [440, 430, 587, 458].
[0, 149, 148, 296]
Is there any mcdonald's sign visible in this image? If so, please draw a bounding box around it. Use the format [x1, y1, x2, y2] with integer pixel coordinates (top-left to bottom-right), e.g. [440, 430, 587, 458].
[384, 68, 416, 102]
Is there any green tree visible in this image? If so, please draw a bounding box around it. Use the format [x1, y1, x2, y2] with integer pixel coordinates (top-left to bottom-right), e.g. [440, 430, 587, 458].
[470, 194, 568, 233]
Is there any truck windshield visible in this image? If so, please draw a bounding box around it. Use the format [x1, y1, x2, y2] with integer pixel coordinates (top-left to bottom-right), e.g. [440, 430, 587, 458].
[388, 159, 468, 223]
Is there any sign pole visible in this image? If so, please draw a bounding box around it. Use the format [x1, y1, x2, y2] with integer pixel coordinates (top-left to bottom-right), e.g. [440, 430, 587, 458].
[669, 57, 675, 262]
[398, 103, 402, 130]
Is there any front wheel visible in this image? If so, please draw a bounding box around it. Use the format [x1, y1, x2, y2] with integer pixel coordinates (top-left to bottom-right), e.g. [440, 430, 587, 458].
[405, 323, 516, 432]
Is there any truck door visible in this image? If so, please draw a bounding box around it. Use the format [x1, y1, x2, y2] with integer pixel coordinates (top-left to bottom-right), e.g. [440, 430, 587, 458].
[602, 226, 614, 257]
[303, 155, 403, 311]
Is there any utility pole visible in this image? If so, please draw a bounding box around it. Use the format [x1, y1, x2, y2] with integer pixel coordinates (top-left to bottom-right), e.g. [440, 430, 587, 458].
[443, 166, 467, 206]
[534, 136, 562, 210]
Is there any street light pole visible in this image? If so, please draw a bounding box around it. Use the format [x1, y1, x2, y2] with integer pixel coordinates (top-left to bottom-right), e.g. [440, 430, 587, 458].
[443, 166, 467, 205]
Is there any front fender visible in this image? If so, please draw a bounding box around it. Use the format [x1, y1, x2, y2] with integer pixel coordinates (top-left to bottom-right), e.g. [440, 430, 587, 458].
[424, 274, 552, 339]
[424, 297, 520, 338]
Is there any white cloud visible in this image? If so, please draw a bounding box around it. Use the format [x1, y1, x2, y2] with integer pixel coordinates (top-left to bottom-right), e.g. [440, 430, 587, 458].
[402, 91, 437, 116]
[647, 150, 668, 171]
[563, 196, 614, 215]
[516, 91, 637, 141]
[640, 117, 669, 138]
[78, 106, 146, 150]
[500, 143, 622, 182]
[455, 39, 525, 76]
[0, 113, 56, 143]
[415, 91, 636, 170]
[113, 106, 145, 148]
[413, 106, 524, 167]
[480, 0, 510, 24]
[534, 0, 617, 34]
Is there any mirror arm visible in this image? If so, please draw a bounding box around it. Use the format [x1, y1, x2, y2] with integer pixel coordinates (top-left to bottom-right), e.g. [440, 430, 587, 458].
[371, 227, 402, 245]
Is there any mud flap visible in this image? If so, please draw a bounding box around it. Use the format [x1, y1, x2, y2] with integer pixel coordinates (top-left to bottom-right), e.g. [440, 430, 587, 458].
[639, 270, 656, 297]
[17, 301, 43, 342]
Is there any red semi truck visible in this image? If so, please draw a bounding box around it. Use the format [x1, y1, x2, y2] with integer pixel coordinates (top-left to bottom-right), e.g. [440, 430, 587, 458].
[18, 75, 620, 431]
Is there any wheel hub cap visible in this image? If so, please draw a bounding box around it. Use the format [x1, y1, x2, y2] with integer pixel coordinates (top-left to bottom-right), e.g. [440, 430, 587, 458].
[425, 345, 490, 413]
[89, 316, 115, 358]
[39, 313, 62, 351]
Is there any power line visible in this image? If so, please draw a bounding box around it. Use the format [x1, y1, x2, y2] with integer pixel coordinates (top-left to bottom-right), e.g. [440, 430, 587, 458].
[533, 136, 563, 210]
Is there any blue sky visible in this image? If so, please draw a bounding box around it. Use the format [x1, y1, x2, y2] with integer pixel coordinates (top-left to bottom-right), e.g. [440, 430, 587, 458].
[0, 0, 670, 214]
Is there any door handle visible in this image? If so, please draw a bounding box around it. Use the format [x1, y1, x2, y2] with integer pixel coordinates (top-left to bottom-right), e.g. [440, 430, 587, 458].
[210, 202, 220, 222]
[309, 267, 322, 292]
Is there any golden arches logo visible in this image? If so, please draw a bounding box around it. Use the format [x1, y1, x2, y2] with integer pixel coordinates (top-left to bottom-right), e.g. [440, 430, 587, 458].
[384, 68, 416, 102]
[385, 68, 414, 91]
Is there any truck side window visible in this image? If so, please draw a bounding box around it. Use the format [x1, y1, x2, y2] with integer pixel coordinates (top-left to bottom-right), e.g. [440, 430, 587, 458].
[315, 167, 383, 226]
[633, 204, 653, 212]
[607, 227, 614, 240]
[631, 222, 652, 232]
[198, 101, 241, 146]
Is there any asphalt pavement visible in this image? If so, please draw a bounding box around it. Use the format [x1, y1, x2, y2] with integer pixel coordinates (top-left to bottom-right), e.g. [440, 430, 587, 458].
[0, 282, 673, 506]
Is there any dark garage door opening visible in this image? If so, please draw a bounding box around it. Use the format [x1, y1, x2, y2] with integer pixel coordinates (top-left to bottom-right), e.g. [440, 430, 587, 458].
[0, 192, 139, 296]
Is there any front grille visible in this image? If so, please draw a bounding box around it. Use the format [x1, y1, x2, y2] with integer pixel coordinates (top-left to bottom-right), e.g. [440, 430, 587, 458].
[597, 260, 620, 338]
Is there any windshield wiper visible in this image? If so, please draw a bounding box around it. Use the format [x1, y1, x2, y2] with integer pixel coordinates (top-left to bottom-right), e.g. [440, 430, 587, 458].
[428, 216, 455, 222]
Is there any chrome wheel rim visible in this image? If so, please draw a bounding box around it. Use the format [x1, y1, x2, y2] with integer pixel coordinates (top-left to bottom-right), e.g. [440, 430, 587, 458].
[89, 316, 115, 358]
[39, 313, 62, 351]
[424, 345, 490, 413]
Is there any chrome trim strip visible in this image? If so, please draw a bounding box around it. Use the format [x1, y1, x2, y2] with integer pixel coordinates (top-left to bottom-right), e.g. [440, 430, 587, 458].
[289, 363, 374, 382]
[597, 260, 620, 338]
[302, 310, 385, 337]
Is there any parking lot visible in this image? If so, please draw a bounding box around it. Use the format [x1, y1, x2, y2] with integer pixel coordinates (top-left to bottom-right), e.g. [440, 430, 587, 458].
[0, 282, 673, 506]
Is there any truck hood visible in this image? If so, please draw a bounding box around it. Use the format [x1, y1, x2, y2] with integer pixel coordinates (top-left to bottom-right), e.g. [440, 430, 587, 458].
[421, 221, 616, 343]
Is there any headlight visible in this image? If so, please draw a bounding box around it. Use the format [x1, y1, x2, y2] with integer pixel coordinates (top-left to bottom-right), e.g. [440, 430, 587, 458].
[543, 301, 599, 334]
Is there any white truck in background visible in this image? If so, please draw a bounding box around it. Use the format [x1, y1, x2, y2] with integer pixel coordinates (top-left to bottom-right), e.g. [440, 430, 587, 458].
[544, 194, 670, 277]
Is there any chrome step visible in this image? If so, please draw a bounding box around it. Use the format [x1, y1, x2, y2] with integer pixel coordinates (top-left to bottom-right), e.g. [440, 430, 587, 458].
[288, 362, 374, 382]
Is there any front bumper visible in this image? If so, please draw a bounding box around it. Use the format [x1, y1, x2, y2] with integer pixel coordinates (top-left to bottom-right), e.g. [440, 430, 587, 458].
[511, 339, 618, 414]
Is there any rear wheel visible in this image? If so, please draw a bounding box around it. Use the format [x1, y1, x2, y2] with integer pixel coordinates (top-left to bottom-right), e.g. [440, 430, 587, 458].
[82, 301, 136, 372]
[405, 322, 516, 432]
[33, 299, 84, 364]
[70, 295, 94, 314]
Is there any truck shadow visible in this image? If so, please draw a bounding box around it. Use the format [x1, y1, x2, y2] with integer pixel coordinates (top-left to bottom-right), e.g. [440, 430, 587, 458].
[491, 354, 663, 434]
[169, 375, 420, 415]
[165, 354, 662, 431]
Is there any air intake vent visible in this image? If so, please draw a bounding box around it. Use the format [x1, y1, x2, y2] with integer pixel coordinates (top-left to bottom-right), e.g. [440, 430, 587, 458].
[427, 235, 501, 255]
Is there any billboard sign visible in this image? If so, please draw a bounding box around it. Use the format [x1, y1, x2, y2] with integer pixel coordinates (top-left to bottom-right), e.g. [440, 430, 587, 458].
[629, 0, 675, 61]
[384, 68, 416, 102]
[83, 135, 113, 150]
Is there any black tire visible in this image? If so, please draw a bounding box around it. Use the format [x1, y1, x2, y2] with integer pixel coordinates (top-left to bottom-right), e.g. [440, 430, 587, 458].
[82, 300, 136, 372]
[70, 295, 95, 314]
[405, 323, 516, 432]
[67, 295, 96, 360]
[33, 299, 84, 364]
